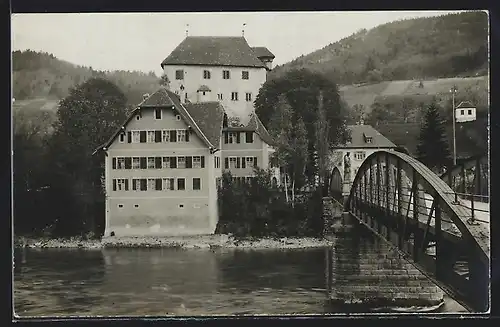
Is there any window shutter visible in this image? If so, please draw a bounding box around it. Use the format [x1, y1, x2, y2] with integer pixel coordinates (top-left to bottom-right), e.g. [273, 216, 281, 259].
[155, 130, 161, 142]
[112, 158, 116, 169]
[186, 156, 192, 168]
[253, 157, 257, 167]
[169, 178, 175, 190]
[140, 131, 146, 143]
[140, 179, 147, 191]
[236, 157, 240, 168]
[225, 158, 229, 169]
[236, 132, 241, 144]
[125, 179, 129, 191]
[170, 157, 177, 168]
[140, 157, 147, 169]
[156, 178, 162, 191]
[113, 179, 117, 191]
[127, 132, 132, 143]
[132, 180, 137, 191]
[242, 157, 246, 169]
[185, 130, 190, 142]
[224, 132, 228, 144]
[170, 130, 177, 142]
[155, 157, 162, 169]
[201, 156, 205, 168]
[125, 157, 132, 169]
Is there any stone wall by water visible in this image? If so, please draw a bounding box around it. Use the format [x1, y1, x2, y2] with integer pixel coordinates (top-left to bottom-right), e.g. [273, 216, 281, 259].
[322, 197, 444, 311]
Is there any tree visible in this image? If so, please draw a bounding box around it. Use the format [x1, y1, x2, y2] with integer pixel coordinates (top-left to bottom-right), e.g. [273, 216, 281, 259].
[315, 91, 332, 196]
[416, 102, 451, 172]
[47, 77, 128, 236]
[255, 69, 349, 183]
[159, 73, 170, 88]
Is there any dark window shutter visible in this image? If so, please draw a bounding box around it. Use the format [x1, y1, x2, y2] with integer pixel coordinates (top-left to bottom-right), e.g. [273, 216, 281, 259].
[140, 131, 146, 143]
[127, 132, 132, 143]
[113, 179, 117, 191]
[186, 156, 192, 168]
[170, 157, 177, 168]
[112, 158, 116, 169]
[242, 157, 246, 169]
[246, 132, 253, 143]
[140, 157, 147, 169]
[125, 157, 132, 169]
[140, 179, 147, 191]
[132, 179, 137, 191]
[169, 178, 175, 190]
[170, 130, 177, 142]
[253, 157, 257, 167]
[125, 179, 129, 191]
[201, 156, 205, 168]
[155, 130, 161, 142]
[236, 132, 240, 143]
[225, 158, 229, 169]
[224, 132, 228, 144]
[236, 157, 240, 168]
[155, 157, 162, 169]
[186, 130, 190, 142]
[156, 178, 162, 191]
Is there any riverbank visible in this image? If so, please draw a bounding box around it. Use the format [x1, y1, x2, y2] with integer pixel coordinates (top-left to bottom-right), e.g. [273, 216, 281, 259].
[14, 234, 333, 250]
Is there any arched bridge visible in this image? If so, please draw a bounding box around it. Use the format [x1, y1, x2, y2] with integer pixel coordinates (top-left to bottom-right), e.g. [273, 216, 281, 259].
[329, 150, 489, 312]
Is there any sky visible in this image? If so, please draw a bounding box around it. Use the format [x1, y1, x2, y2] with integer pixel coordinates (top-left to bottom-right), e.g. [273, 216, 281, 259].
[12, 11, 460, 76]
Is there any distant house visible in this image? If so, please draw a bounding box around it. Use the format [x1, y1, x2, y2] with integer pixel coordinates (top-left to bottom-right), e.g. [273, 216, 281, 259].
[93, 35, 279, 238]
[330, 123, 397, 196]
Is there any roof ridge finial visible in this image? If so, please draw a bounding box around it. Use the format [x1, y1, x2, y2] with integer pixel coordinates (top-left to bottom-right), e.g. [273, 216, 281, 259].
[242, 23, 246, 37]
[186, 24, 189, 37]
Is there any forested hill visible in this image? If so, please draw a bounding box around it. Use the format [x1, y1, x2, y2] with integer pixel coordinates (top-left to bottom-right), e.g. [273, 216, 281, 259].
[12, 50, 160, 105]
[269, 11, 488, 85]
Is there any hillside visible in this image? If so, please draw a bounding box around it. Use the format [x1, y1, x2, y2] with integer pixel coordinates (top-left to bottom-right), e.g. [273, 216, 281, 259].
[269, 11, 488, 85]
[12, 50, 160, 106]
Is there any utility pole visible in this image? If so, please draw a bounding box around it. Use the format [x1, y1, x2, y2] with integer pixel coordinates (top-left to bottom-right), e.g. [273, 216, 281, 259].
[450, 85, 458, 165]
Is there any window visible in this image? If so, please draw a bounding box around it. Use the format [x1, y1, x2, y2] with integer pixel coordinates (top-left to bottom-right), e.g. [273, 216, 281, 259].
[242, 71, 249, 80]
[229, 157, 238, 169]
[203, 70, 211, 79]
[147, 178, 156, 191]
[155, 108, 162, 120]
[176, 115, 181, 121]
[223, 70, 230, 79]
[118, 204, 123, 208]
[147, 131, 155, 143]
[214, 156, 220, 168]
[177, 130, 186, 142]
[354, 151, 366, 161]
[134, 204, 139, 208]
[193, 178, 201, 190]
[177, 156, 186, 169]
[162, 130, 170, 142]
[136, 115, 140, 120]
[132, 178, 141, 191]
[132, 131, 140, 143]
[177, 178, 186, 190]
[117, 157, 126, 169]
[225, 131, 239, 144]
[468, 109, 472, 115]
[231, 92, 239, 101]
[119, 133, 125, 143]
[162, 157, 171, 168]
[460, 109, 464, 115]
[245, 93, 252, 102]
[179, 204, 184, 208]
[217, 93, 223, 100]
[147, 157, 155, 169]
[163, 178, 175, 190]
[175, 70, 184, 80]
[246, 157, 254, 167]
[366, 137, 373, 144]
[132, 157, 140, 169]
[193, 156, 202, 168]
[113, 178, 129, 191]
[245, 132, 253, 143]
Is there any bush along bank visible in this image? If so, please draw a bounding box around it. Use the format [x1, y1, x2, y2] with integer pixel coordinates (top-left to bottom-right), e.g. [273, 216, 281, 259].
[214, 169, 324, 239]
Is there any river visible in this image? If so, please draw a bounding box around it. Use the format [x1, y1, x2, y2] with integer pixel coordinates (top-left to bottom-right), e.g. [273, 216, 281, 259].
[13, 244, 467, 317]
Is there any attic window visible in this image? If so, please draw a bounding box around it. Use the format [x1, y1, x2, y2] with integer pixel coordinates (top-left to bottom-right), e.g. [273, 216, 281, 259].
[176, 115, 181, 121]
[119, 133, 125, 143]
[202, 91, 206, 96]
[366, 137, 373, 144]
[136, 115, 140, 120]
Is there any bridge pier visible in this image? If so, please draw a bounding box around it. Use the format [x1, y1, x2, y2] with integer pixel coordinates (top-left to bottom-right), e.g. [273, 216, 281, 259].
[325, 211, 444, 312]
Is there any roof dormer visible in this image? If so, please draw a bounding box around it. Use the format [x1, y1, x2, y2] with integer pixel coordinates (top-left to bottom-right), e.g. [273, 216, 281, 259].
[197, 85, 212, 103]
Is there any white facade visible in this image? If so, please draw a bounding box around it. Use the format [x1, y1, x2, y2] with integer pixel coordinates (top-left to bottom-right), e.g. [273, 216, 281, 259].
[455, 107, 477, 123]
[163, 65, 267, 117]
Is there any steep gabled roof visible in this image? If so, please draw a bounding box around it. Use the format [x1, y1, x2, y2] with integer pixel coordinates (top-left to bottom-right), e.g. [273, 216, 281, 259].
[251, 46, 275, 59]
[183, 101, 225, 148]
[92, 88, 218, 155]
[339, 124, 397, 149]
[225, 111, 276, 146]
[161, 36, 266, 69]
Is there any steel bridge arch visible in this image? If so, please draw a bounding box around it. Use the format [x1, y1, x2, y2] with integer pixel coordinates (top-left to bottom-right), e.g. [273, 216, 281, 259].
[344, 150, 489, 312]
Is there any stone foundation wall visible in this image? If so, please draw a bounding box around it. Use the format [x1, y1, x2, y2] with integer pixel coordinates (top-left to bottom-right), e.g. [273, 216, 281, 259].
[324, 210, 444, 310]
